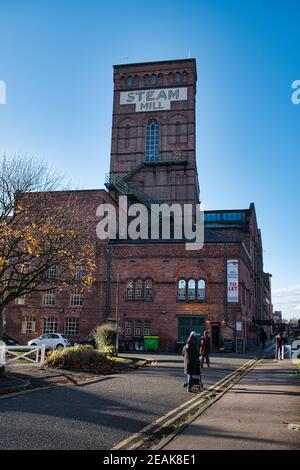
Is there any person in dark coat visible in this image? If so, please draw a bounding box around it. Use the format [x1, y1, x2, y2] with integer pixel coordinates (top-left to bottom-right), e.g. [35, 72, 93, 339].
[182, 331, 200, 392]
[259, 328, 267, 352]
[199, 331, 211, 368]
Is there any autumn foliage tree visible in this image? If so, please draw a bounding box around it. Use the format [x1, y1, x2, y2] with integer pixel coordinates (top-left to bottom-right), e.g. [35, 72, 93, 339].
[0, 155, 96, 338]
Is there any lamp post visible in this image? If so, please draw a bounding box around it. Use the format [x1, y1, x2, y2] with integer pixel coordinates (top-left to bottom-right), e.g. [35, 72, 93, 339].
[115, 273, 120, 356]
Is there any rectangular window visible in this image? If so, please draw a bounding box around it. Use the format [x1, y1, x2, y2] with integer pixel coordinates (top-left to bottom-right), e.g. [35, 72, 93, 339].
[135, 280, 143, 299]
[42, 289, 55, 306]
[21, 316, 36, 334]
[125, 320, 133, 337]
[144, 320, 151, 336]
[15, 295, 26, 305]
[74, 266, 85, 281]
[134, 320, 143, 338]
[126, 280, 134, 299]
[43, 317, 58, 334]
[65, 317, 80, 336]
[144, 279, 153, 300]
[47, 266, 57, 280]
[70, 288, 83, 307]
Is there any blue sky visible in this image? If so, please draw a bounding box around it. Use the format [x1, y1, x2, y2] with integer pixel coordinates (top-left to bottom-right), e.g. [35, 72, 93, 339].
[0, 0, 299, 319]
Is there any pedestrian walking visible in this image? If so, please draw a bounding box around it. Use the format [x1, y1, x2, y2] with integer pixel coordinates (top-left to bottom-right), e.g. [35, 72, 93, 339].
[274, 331, 283, 360]
[259, 328, 267, 354]
[182, 331, 201, 392]
[199, 330, 211, 368]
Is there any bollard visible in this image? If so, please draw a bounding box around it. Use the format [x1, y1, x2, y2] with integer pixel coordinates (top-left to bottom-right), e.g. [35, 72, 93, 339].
[40, 344, 46, 370]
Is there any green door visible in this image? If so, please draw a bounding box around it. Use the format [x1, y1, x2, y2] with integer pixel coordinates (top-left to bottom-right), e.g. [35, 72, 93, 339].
[178, 316, 206, 343]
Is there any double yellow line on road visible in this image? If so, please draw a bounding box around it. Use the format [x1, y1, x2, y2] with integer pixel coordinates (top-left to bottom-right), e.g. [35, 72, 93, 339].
[112, 358, 260, 450]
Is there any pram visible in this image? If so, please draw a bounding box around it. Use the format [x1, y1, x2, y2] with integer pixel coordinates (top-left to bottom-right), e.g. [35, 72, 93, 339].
[190, 373, 203, 391]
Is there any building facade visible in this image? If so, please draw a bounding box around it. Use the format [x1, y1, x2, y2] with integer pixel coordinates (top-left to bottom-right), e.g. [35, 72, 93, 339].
[4, 59, 272, 351]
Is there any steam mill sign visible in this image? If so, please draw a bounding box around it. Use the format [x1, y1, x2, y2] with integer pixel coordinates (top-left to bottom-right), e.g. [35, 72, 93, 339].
[120, 87, 188, 112]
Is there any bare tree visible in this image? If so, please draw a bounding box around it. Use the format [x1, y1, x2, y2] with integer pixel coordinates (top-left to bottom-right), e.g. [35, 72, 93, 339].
[0, 155, 96, 338]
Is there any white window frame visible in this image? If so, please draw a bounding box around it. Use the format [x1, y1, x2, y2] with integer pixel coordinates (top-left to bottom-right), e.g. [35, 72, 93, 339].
[42, 289, 55, 306]
[43, 317, 58, 334]
[70, 288, 83, 307]
[65, 317, 80, 336]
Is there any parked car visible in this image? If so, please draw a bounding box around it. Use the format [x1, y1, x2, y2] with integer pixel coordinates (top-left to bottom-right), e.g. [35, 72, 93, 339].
[1, 334, 20, 346]
[28, 333, 71, 350]
[73, 337, 96, 349]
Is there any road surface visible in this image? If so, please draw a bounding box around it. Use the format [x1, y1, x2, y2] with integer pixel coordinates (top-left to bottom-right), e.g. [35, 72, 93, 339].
[0, 353, 252, 449]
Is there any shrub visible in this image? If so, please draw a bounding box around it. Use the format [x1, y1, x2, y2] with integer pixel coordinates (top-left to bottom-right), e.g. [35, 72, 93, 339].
[92, 322, 118, 355]
[45, 345, 103, 369]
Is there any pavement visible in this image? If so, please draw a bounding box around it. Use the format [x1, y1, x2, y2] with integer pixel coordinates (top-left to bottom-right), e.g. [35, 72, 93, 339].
[164, 358, 300, 450]
[0, 353, 252, 449]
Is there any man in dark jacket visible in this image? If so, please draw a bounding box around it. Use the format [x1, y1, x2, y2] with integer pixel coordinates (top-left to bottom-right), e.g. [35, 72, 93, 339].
[182, 331, 200, 392]
[259, 328, 267, 353]
[199, 331, 211, 368]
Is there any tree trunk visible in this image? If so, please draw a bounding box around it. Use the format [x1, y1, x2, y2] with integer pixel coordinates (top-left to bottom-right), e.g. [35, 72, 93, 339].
[0, 305, 4, 341]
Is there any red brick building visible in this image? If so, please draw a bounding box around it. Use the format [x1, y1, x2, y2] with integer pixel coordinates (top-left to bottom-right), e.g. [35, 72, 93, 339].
[4, 59, 272, 351]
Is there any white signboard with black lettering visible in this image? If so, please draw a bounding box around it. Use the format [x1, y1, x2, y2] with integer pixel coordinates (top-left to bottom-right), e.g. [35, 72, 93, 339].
[120, 87, 188, 112]
[227, 260, 239, 303]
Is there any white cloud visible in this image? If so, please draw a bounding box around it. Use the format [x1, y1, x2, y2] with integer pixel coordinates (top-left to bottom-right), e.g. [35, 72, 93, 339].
[272, 284, 300, 320]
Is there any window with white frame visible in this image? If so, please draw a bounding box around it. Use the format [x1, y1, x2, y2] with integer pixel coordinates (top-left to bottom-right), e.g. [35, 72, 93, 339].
[125, 320, 152, 337]
[70, 288, 83, 307]
[42, 289, 55, 306]
[144, 320, 151, 336]
[188, 279, 196, 300]
[65, 317, 80, 336]
[47, 266, 57, 280]
[21, 316, 36, 334]
[134, 320, 143, 338]
[135, 279, 143, 299]
[15, 294, 26, 305]
[197, 279, 206, 301]
[125, 320, 133, 337]
[126, 280, 134, 299]
[144, 279, 153, 300]
[178, 279, 186, 300]
[146, 119, 160, 162]
[43, 317, 58, 334]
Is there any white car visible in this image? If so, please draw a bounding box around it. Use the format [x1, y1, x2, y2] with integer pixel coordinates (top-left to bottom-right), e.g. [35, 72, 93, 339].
[28, 333, 71, 350]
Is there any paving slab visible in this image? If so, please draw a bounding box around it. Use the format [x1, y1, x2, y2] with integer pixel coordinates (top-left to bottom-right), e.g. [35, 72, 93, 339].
[164, 359, 300, 450]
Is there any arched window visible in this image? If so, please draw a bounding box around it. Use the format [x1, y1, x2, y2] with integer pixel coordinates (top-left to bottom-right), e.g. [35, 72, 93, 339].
[149, 73, 156, 84]
[127, 76, 134, 86]
[188, 279, 196, 300]
[126, 280, 134, 299]
[144, 279, 153, 300]
[175, 121, 181, 144]
[125, 124, 130, 148]
[146, 119, 160, 162]
[157, 73, 163, 84]
[197, 279, 206, 301]
[178, 279, 186, 300]
[175, 72, 181, 82]
[135, 279, 143, 299]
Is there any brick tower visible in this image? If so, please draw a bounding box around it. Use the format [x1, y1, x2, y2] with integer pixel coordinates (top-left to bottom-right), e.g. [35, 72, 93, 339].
[106, 59, 199, 208]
